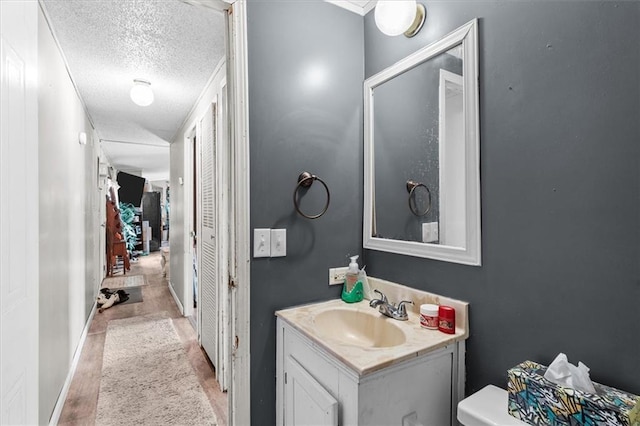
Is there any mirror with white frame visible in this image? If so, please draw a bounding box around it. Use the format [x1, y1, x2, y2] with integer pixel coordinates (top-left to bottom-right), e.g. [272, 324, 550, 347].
[363, 19, 481, 265]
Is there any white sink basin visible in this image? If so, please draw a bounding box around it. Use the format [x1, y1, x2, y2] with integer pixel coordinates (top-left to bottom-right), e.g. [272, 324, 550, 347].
[276, 282, 469, 375]
[313, 308, 406, 348]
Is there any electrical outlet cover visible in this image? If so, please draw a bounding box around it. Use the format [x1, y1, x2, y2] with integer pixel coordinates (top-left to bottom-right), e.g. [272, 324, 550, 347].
[329, 267, 348, 285]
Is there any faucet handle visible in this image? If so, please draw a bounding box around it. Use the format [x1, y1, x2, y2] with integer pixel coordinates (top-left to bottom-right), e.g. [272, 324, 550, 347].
[373, 289, 387, 303]
[396, 300, 414, 316]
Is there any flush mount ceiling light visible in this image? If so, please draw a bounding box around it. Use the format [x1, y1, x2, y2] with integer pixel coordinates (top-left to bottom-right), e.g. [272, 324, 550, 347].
[375, 0, 426, 38]
[130, 79, 154, 106]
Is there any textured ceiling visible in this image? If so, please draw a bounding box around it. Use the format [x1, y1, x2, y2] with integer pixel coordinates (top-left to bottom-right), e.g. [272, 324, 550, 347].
[41, 0, 226, 181]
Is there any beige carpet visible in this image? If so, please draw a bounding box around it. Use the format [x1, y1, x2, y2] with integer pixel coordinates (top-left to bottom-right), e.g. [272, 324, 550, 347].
[101, 274, 147, 288]
[95, 314, 217, 425]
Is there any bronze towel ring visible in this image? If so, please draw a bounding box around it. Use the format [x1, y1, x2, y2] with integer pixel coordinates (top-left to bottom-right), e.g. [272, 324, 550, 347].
[293, 172, 330, 219]
[406, 180, 431, 217]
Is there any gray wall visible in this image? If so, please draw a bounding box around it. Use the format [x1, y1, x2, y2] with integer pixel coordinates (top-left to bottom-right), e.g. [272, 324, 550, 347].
[365, 1, 640, 396]
[247, 0, 364, 422]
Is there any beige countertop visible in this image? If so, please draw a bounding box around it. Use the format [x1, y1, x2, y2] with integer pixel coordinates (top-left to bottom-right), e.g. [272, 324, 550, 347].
[276, 280, 469, 376]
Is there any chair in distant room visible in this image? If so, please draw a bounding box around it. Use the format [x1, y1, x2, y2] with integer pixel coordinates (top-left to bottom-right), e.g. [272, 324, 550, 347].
[106, 200, 130, 276]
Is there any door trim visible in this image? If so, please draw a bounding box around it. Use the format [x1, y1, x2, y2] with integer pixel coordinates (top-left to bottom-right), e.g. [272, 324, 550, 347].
[227, 1, 251, 425]
[183, 125, 197, 321]
[179, 1, 251, 423]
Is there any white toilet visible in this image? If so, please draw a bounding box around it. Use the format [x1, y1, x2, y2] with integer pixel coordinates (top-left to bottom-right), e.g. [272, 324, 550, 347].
[457, 385, 528, 425]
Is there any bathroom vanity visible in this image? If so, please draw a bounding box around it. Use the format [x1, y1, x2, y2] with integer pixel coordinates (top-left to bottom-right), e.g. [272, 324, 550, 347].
[275, 278, 469, 425]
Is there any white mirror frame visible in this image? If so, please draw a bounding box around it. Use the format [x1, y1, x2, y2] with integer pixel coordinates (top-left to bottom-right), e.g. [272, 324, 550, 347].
[363, 19, 481, 266]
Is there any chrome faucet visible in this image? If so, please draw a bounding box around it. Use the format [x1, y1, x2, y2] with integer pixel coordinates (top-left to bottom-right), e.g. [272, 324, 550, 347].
[369, 290, 413, 321]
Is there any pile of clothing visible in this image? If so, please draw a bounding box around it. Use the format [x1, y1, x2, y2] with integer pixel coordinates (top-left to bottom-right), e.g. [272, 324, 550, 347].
[97, 288, 130, 313]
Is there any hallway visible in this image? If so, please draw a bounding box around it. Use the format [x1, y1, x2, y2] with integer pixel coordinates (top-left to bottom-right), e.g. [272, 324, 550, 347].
[58, 252, 227, 425]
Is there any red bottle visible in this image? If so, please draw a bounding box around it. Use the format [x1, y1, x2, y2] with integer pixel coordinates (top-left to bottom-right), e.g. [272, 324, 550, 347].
[438, 305, 456, 334]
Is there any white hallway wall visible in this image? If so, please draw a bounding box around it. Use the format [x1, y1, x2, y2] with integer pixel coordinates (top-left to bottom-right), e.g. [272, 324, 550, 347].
[38, 5, 104, 423]
[169, 127, 186, 307]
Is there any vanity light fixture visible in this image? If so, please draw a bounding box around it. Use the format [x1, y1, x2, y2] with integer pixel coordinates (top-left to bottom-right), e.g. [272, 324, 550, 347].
[130, 79, 154, 106]
[374, 0, 426, 38]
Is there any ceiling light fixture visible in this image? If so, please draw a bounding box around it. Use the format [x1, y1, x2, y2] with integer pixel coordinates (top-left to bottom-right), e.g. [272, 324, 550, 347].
[375, 0, 426, 38]
[130, 79, 154, 106]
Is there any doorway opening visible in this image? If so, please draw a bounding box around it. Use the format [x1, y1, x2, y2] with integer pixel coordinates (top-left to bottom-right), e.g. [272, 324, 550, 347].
[184, 81, 230, 393]
[438, 68, 465, 248]
[188, 129, 199, 333]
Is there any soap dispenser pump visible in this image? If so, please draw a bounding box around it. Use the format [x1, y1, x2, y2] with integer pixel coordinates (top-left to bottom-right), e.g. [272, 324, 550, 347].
[341, 255, 364, 303]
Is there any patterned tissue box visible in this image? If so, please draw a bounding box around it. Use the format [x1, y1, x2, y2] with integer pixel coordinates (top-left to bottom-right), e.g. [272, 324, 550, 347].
[507, 361, 639, 426]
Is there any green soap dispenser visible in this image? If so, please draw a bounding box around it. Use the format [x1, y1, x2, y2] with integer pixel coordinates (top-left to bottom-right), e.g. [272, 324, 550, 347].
[341, 255, 363, 303]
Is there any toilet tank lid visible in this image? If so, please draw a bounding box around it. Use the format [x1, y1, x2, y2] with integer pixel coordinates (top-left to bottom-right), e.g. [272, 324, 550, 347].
[457, 385, 527, 426]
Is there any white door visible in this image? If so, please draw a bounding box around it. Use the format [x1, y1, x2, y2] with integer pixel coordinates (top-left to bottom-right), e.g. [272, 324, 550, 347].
[284, 356, 338, 426]
[0, 1, 39, 424]
[198, 102, 219, 376]
[198, 96, 231, 391]
[438, 69, 465, 248]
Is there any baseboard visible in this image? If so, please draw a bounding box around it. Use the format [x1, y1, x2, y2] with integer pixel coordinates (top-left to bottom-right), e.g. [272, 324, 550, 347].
[48, 302, 97, 425]
[168, 280, 184, 315]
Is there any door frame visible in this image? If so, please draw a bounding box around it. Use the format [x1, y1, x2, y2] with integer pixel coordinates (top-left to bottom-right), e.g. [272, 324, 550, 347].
[179, 0, 250, 422]
[217, 78, 231, 390]
[183, 125, 199, 331]
[226, 1, 251, 425]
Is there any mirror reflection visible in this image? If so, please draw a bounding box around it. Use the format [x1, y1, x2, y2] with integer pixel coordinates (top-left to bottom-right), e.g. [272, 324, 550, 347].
[372, 43, 464, 247]
[363, 19, 481, 265]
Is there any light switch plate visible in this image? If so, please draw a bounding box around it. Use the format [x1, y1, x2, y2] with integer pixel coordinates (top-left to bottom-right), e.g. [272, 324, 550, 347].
[422, 222, 439, 243]
[253, 228, 271, 258]
[270, 229, 286, 257]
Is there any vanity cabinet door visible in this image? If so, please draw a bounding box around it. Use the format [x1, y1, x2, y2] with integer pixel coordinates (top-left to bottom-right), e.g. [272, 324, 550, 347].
[277, 320, 343, 425]
[284, 355, 338, 426]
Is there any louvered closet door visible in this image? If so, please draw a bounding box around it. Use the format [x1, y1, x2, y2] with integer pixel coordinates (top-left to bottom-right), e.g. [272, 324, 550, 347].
[199, 103, 218, 370]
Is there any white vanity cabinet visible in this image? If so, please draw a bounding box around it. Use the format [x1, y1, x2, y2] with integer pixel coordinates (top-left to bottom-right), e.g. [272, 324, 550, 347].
[276, 318, 465, 426]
